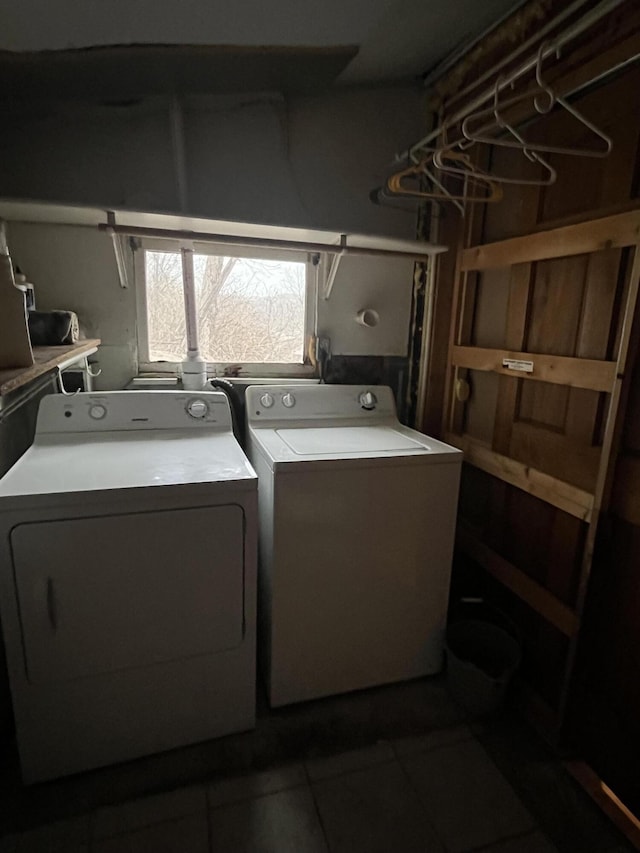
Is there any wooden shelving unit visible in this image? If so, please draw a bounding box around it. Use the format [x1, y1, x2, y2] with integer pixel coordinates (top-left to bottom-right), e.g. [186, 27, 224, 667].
[0, 339, 100, 398]
[443, 209, 640, 734]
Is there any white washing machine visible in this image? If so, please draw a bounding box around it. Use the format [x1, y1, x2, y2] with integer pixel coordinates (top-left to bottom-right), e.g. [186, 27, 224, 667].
[246, 384, 462, 708]
[0, 391, 257, 782]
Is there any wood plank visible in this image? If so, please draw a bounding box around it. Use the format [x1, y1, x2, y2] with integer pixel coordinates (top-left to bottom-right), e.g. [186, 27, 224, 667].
[448, 271, 477, 435]
[452, 346, 616, 392]
[447, 432, 593, 522]
[462, 210, 640, 271]
[441, 220, 467, 438]
[559, 243, 640, 723]
[510, 421, 601, 494]
[456, 522, 580, 637]
[493, 263, 531, 453]
[565, 761, 640, 851]
[0, 339, 101, 396]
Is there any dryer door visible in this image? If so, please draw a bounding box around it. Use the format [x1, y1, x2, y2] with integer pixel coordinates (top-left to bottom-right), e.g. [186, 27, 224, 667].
[11, 505, 244, 683]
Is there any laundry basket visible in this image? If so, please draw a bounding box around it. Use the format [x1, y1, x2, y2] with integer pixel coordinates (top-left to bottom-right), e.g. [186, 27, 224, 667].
[445, 604, 522, 716]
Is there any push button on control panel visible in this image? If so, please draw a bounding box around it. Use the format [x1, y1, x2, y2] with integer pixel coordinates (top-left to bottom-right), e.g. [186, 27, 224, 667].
[89, 404, 107, 420]
[260, 393, 275, 408]
[282, 392, 296, 408]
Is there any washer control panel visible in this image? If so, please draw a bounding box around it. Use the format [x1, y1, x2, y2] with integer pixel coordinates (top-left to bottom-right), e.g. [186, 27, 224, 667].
[247, 385, 396, 423]
[36, 391, 234, 435]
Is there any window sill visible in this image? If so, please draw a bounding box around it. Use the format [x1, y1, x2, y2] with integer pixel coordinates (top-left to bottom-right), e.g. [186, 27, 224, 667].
[128, 374, 320, 391]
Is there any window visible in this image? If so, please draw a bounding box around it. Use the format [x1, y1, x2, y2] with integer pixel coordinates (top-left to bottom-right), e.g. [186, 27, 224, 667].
[136, 239, 315, 375]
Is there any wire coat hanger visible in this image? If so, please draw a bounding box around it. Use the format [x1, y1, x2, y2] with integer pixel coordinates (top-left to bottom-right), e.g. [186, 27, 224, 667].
[461, 42, 612, 158]
[435, 102, 557, 188]
[386, 156, 502, 207]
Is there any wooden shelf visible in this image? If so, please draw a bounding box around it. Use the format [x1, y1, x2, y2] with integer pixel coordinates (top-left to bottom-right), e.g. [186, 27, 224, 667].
[0, 339, 100, 397]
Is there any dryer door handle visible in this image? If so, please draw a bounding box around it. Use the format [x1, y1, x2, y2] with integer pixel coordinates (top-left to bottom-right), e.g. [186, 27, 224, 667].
[46, 578, 58, 632]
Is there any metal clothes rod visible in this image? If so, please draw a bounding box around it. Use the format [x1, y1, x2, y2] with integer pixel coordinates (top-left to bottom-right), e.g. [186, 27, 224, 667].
[430, 0, 593, 110]
[97, 223, 446, 261]
[398, 0, 628, 163]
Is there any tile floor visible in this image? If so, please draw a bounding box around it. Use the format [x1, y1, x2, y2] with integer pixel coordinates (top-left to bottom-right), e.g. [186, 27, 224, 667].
[0, 678, 633, 853]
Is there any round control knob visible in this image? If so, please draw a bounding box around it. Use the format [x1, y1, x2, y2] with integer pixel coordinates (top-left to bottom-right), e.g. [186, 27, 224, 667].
[186, 398, 209, 419]
[260, 393, 275, 408]
[282, 392, 296, 408]
[359, 391, 377, 411]
[89, 404, 107, 420]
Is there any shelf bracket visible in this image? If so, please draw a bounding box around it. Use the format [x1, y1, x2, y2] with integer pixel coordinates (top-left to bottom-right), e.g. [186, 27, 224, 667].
[322, 235, 347, 301]
[106, 211, 129, 289]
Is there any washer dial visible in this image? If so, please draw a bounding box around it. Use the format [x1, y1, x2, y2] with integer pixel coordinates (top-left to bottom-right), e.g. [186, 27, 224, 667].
[260, 393, 275, 408]
[359, 391, 377, 411]
[186, 398, 209, 419]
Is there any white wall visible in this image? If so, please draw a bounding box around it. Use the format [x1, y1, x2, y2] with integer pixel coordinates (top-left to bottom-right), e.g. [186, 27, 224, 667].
[318, 255, 415, 356]
[6, 224, 137, 390]
[0, 88, 423, 235]
[6, 222, 417, 387]
[2, 86, 425, 386]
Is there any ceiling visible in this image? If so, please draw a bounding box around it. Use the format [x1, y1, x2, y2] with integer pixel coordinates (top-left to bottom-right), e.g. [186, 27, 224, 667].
[0, 0, 523, 92]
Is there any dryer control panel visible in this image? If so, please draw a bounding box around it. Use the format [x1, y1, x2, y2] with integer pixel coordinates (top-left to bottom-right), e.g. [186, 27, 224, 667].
[36, 391, 233, 435]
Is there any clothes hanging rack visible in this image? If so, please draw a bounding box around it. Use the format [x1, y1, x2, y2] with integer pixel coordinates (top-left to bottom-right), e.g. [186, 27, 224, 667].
[430, 0, 592, 111]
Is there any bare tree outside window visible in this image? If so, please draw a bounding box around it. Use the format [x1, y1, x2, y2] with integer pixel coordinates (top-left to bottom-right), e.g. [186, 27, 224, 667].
[145, 250, 306, 365]
[145, 251, 186, 362]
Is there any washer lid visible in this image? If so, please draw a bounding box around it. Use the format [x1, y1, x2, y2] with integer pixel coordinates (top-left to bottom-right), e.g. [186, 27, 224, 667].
[249, 422, 462, 468]
[277, 426, 425, 455]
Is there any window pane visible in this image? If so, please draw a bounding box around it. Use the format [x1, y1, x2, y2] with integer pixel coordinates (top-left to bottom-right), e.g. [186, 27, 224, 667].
[194, 255, 306, 364]
[145, 251, 186, 362]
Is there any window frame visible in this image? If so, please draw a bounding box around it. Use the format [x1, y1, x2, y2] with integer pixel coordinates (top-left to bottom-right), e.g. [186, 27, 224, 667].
[134, 237, 317, 377]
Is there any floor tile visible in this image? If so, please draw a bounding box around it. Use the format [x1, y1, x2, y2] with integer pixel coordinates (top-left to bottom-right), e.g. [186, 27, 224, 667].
[401, 737, 536, 853]
[305, 742, 395, 782]
[207, 764, 306, 808]
[370, 676, 468, 734]
[14, 816, 89, 852]
[92, 784, 206, 840]
[209, 786, 327, 852]
[472, 718, 631, 853]
[392, 723, 474, 757]
[313, 760, 444, 853]
[481, 831, 560, 852]
[93, 813, 208, 853]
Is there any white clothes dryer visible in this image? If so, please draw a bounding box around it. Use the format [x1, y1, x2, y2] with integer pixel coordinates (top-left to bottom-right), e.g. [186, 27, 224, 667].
[245, 384, 462, 708]
[0, 391, 257, 782]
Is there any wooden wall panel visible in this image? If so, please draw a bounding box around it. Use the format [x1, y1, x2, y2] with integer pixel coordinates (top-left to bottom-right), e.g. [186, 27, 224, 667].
[472, 268, 510, 349]
[482, 145, 542, 243]
[426, 9, 640, 817]
[539, 66, 640, 225]
[573, 518, 640, 815]
[526, 256, 589, 355]
[464, 370, 498, 444]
